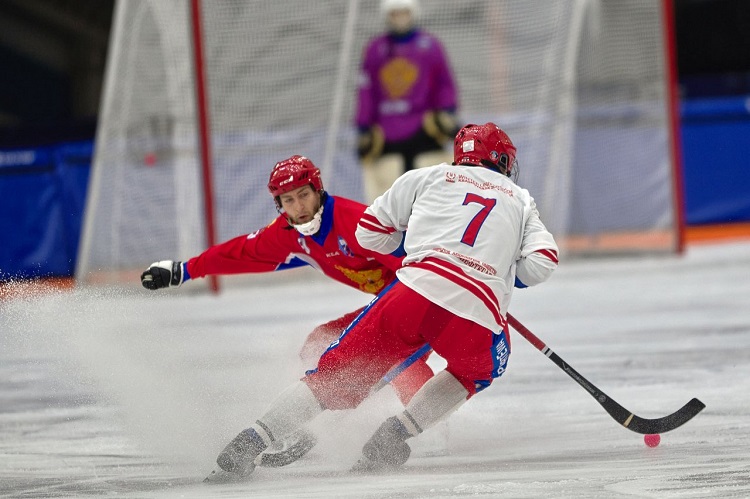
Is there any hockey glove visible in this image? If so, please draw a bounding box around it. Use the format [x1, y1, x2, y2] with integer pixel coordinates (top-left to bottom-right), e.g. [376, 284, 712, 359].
[357, 125, 385, 164]
[422, 110, 459, 146]
[141, 260, 184, 290]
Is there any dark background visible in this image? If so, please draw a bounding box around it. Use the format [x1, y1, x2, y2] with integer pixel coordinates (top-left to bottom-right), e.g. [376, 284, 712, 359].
[0, 0, 114, 147]
[0, 0, 749, 147]
[676, 0, 750, 97]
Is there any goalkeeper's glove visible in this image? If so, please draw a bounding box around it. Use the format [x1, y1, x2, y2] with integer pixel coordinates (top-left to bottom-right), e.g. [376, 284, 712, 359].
[422, 110, 459, 146]
[141, 260, 184, 290]
[357, 125, 385, 164]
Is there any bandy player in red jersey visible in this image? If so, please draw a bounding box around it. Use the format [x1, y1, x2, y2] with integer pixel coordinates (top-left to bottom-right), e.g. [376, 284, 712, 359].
[206, 122, 558, 480]
[140, 155, 434, 404]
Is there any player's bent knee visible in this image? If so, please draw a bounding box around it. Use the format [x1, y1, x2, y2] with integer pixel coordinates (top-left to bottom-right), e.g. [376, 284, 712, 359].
[303, 372, 370, 411]
[446, 330, 511, 398]
[299, 326, 340, 362]
[446, 371, 493, 398]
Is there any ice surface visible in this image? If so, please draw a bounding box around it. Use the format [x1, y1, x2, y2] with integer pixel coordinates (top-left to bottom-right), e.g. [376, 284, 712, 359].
[1, 241, 749, 498]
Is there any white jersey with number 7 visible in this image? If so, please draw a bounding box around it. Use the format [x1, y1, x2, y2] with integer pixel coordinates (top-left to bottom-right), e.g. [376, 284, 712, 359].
[356, 163, 559, 334]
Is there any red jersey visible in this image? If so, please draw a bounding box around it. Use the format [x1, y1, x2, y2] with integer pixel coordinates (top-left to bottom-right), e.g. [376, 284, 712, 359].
[185, 195, 403, 295]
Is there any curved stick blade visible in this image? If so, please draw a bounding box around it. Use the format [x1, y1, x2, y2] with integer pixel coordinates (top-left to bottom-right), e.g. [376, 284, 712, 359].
[618, 397, 706, 434]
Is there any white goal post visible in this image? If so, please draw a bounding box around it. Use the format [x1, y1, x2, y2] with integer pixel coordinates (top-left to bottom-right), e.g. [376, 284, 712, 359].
[76, 0, 684, 287]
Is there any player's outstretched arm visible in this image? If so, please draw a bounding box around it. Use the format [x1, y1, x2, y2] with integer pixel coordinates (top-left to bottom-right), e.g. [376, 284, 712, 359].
[140, 260, 185, 290]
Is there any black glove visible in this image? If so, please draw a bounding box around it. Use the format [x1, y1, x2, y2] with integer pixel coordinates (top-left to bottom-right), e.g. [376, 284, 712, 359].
[422, 110, 459, 146]
[357, 125, 385, 164]
[141, 260, 184, 290]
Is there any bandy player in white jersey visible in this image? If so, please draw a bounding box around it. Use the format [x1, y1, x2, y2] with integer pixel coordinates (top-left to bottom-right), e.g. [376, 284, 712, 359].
[357, 126, 558, 338]
[208, 122, 558, 480]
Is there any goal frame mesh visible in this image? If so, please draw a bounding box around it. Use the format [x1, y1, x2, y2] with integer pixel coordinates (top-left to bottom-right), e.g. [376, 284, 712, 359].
[76, 0, 684, 288]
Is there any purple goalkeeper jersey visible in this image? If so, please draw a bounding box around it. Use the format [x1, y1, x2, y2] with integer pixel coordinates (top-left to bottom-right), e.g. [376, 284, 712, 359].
[355, 29, 458, 143]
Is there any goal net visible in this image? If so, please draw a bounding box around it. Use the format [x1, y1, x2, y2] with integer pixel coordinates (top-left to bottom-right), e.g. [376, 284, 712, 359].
[77, 0, 681, 286]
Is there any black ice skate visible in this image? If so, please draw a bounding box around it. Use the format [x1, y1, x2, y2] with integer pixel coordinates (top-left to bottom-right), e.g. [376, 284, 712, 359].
[351, 416, 412, 473]
[205, 427, 268, 482]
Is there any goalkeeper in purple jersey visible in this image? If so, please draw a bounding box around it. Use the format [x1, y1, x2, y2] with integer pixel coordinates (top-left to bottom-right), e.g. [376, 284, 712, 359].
[356, 0, 459, 203]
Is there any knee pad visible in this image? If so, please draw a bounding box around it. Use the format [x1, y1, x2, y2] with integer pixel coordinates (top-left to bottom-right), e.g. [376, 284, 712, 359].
[363, 154, 404, 203]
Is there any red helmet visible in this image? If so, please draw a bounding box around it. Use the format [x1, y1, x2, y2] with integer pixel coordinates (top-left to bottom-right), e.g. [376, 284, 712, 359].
[267, 155, 324, 201]
[453, 123, 517, 176]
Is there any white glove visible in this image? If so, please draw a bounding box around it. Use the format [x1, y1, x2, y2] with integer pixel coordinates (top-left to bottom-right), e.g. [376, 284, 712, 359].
[140, 260, 184, 290]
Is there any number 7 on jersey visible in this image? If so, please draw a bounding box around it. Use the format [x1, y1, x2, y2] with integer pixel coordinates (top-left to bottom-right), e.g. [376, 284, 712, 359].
[460, 193, 496, 246]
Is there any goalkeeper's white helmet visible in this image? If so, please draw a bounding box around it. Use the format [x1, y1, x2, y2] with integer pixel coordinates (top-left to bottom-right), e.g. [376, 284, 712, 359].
[380, 0, 419, 19]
